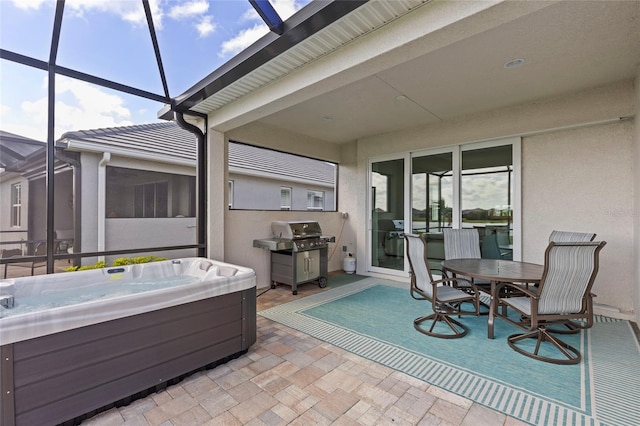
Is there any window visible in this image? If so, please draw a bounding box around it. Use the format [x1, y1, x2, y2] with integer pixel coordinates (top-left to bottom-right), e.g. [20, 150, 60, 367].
[307, 190, 324, 211]
[281, 187, 291, 210]
[134, 182, 168, 218]
[11, 183, 21, 227]
[228, 141, 337, 211]
[106, 167, 195, 218]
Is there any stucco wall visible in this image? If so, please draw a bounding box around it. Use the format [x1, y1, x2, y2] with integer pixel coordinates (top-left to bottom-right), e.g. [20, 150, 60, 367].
[215, 80, 636, 316]
[353, 80, 635, 316]
[523, 122, 634, 313]
[224, 210, 350, 289]
[227, 121, 341, 163]
[105, 217, 197, 262]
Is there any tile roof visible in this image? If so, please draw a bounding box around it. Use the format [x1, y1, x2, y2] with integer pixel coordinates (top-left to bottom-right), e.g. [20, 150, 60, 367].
[59, 123, 335, 185]
[0, 130, 46, 170]
[60, 122, 195, 162]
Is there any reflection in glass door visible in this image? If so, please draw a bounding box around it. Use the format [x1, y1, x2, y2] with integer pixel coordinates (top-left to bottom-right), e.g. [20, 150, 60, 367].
[411, 151, 453, 274]
[461, 144, 514, 260]
[370, 159, 404, 271]
[411, 152, 454, 234]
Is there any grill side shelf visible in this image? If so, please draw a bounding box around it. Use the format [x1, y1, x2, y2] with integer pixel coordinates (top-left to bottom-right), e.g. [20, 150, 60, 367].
[252, 239, 293, 251]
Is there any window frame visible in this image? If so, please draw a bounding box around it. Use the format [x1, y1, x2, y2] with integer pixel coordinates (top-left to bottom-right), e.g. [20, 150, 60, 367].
[280, 186, 292, 210]
[10, 182, 22, 227]
[133, 181, 169, 218]
[306, 190, 325, 211]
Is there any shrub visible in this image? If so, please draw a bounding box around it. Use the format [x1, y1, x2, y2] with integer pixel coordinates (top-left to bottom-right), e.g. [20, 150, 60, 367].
[64, 256, 167, 272]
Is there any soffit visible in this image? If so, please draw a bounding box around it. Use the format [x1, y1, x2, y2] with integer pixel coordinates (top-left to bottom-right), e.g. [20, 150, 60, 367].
[186, 0, 640, 144]
[188, 0, 430, 115]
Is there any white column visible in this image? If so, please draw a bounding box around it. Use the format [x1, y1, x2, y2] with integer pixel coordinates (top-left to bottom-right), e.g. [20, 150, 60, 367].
[97, 152, 111, 261]
[634, 71, 640, 324]
[207, 129, 227, 261]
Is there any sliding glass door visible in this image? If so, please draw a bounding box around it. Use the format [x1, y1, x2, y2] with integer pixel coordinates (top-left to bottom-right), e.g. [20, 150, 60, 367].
[461, 144, 515, 259]
[411, 151, 454, 234]
[370, 158, 405, 272]
[367, 138, 520, 274]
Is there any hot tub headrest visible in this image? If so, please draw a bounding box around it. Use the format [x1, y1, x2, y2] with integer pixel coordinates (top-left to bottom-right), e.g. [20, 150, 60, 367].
[216, 266, 238, 277]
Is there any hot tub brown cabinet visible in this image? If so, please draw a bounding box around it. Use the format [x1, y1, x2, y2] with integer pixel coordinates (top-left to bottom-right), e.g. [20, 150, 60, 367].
[0, 288, 256, 426]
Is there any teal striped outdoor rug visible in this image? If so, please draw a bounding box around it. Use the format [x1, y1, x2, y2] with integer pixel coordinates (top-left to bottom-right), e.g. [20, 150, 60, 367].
[259, 278, 640, 426]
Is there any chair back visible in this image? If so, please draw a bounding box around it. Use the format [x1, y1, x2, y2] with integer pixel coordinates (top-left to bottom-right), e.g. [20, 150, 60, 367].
[537, 241, 606, 314]
[443, 228, 481, 260]
[404, 234, 434, 297]
[549, 230, 596, 243]
[480, 233, 502, 259]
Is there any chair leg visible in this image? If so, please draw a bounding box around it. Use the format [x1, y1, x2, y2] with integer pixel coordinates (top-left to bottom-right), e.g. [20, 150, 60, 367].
[507, 327, 581, 365]
[414, 312, 468, 339]
[542, 319, 585, 334]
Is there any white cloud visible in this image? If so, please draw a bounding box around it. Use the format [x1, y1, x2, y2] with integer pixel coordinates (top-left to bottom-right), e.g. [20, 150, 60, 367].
[54, 77, 133, 132]
[271, 0, 304, 20]
[220, 24, 268, 57]
[4, 77, 133, 139]
[10, 0, 48, 10]
[167, 1, 215, 38]
[196, 15, 217, 38]
[37, 0, 164, 28]
[218, 0, 308, 58]
[169, 0, 209, 20]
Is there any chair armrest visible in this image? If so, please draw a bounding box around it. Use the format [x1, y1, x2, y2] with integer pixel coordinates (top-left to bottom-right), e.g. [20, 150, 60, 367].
[495, 281, 539, 299]
[432, 276, 476, 292]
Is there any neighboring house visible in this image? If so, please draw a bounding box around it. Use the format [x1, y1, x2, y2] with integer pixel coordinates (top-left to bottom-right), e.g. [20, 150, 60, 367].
[1, 123, 335, 263]
[229, 142, 336, 211]
[0, 131, 74, 255]
[0, 131, 41, 250]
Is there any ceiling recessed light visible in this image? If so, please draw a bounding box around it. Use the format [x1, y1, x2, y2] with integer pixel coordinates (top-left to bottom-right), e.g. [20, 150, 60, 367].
[322, 115, 335, 121]
[395, 95, 407, 101]
[504, 58, 525, 69]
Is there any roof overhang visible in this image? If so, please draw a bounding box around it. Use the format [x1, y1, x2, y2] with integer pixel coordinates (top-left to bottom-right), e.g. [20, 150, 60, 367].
[168, 0, 639, 144]
[166, 0, 368, 117]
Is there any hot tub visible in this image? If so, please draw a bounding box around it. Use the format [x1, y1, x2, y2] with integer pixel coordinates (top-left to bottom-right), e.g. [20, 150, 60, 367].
[0, 257, 256, 426]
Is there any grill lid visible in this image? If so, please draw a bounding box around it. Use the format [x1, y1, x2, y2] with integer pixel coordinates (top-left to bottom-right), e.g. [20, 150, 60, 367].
[272, 221, 322, 240]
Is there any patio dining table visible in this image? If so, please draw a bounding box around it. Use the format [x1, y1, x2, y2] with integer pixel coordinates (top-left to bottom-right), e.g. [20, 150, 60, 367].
[441, 258, 544, 339]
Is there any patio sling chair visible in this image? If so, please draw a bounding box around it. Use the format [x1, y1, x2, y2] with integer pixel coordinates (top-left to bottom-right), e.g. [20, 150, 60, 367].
[443, 228, 486, 287]
[443, 228, 493, 308]
[549, 230, 596, 242]
[404, 234, 480, 339]
[494, 241, 606, 364]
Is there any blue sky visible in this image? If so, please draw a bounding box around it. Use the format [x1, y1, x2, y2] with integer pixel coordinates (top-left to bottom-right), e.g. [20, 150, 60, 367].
[0, 0, 311, 141]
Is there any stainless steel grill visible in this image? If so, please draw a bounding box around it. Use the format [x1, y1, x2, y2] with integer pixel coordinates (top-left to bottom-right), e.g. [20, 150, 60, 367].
[253, 221, 335, 295]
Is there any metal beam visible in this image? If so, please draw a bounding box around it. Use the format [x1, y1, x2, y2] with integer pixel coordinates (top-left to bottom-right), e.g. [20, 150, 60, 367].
[143, 0, 171, 99]
[173, 0, 368, 112]
[249, 0, 284, 35]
